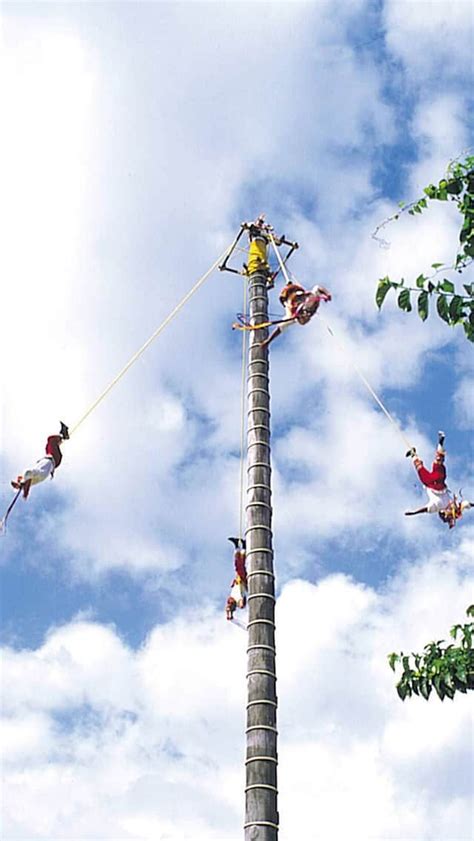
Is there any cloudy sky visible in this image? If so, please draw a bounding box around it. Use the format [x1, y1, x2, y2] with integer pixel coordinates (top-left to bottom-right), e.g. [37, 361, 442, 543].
[1, 1, 473, 839]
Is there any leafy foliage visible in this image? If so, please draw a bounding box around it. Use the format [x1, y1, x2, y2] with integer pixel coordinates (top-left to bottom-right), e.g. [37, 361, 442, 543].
[376, 275, 474, 341]
[389, 606, 474, 701]
[375, 155, 474, 341]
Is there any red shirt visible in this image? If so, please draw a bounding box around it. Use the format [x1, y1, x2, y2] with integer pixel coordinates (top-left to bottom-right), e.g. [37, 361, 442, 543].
[234, 550, 247, 586]
[45, 435, 63, 468]
[416, 458, 446, 491]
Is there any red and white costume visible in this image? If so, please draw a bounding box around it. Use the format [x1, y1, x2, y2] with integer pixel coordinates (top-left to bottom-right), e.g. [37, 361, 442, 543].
[413, 448, 450, 513]
[408, 440, 473, 528]
[279, 282, 331, 333]
[13, 435, 64, 499]
[226, 547, 248, 620]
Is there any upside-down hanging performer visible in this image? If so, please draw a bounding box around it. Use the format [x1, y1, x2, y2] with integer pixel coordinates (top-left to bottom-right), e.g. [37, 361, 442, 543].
[226, 537, 248, 620]
[405, 431, 473, 528]
[2, 422, 69, 532]
[11, 423, 69, 500]
[259, 280, 332, 348]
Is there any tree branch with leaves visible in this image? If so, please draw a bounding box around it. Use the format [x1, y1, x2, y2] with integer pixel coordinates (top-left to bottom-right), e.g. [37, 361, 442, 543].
[389, 606, 474, 701]
[374, 155, 474, 341]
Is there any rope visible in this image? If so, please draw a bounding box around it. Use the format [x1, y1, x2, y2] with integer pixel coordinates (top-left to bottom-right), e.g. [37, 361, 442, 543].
[68, 244, 233, 437]
[320, 316, 413, 450]
[271, 230, 412, 450]
[232, 315, 296, 331]
[238, 276, 248, 542]
[268, 231, 292, 285]
[0, 488, 22, 534]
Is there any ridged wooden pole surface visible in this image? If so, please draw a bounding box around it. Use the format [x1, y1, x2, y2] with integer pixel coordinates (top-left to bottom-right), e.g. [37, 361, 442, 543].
[244, 256, 278, 841]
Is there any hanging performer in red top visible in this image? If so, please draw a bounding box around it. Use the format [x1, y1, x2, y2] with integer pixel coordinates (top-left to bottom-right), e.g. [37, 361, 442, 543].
[405, 431, 473, 528]
[259, 280, 332, 349]
[226, 537, 248, 620]
[11, 422, 69, 500]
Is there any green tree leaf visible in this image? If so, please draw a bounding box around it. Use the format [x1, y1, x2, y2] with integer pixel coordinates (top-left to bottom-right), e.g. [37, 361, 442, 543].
[441, 279, 455, 293]
[419, 678, 431, 700]
[417, 290, 429, 321]
[398, 288, 412, 312]
[376, 278, 393, 309]
[436, 294, 450, 323]
[433, 676, 445, 701]
[388, 653, 399, 672]
[397, 682, 408, 701]
[446, 179, 463, 195]
[463, 323, 474, 342]
[449, 295, 464, 322]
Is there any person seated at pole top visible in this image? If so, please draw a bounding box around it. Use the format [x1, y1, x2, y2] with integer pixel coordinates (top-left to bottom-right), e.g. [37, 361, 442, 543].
[260, 280, 332, 348]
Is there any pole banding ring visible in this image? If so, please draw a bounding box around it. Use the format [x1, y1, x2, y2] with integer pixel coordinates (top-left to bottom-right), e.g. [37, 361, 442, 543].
[247, 462, 271, 472]
[246, 725, 278, 734]
[246, 699, 277, 708]
[247, 669, 277, 679]
[247, 484, 272, 493]
[247, 406, 270, 416]
[245, 784, 278, 794]
[248, 387, 270, 397]
[245, 547, 273, 555]
[246, 618, 275, 628]
[245, 756, 278, 765]
[245, 500, 272, 509]
[247, 592, 276, 602]
[247, 369, 268, 377]
[247, 441, 270, 451]
[248, 424, 271, 435]
[247, 644, 276, 654]
[245, 524, 272, 535]
[244, 822, 279, 831]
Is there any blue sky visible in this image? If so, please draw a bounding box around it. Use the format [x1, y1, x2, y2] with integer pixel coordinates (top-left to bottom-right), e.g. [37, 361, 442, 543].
[1, 2, 473, 839]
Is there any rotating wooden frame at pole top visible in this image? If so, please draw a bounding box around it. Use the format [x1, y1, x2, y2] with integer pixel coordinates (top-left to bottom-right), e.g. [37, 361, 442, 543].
[218, 216, 299, 287]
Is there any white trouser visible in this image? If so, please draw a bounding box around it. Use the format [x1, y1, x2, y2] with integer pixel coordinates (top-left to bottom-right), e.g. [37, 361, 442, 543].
[230, 579, 247, 605]
[23, 456, 55, 486]
[425, 487, 451, 514]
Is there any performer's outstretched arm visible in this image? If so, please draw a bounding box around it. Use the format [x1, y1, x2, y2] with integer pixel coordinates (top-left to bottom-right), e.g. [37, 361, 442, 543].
[405, 506, 429, 516]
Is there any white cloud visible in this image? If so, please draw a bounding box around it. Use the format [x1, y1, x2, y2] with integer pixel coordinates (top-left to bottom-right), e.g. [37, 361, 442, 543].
[384, 0, 473, 82]
[454, 377, 474, 430]
[1, 4, 473, 836]
[1, 541, 472, 839]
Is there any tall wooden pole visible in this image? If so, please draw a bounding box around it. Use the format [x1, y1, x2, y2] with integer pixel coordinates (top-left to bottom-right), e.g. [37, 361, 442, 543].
[244, 229, 278, 841]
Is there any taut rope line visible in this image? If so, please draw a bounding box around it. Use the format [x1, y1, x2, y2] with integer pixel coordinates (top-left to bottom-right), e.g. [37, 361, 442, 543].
[320, 317, 412, 450]
[69, 244, 234, 437]
[268, 231, 292, 284]
[270, 230, 411, 450]
[238, 276, 249, 543]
